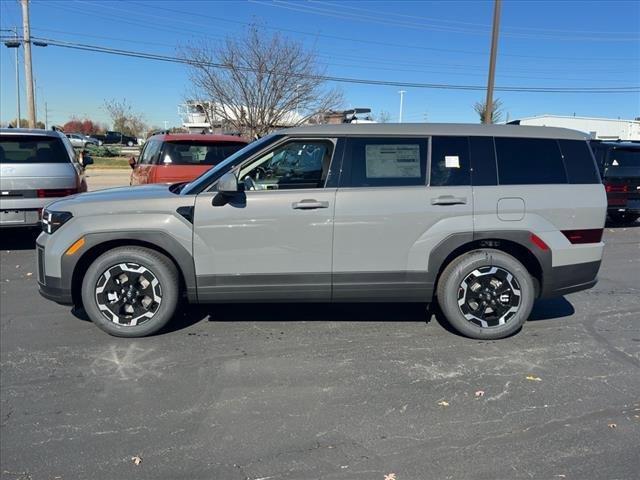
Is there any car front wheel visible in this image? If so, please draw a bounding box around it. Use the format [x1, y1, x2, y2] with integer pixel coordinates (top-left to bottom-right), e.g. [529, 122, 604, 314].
[81, 246, 179, 337]
[127, 140, 134, 147]
[436, 249, 535, 340]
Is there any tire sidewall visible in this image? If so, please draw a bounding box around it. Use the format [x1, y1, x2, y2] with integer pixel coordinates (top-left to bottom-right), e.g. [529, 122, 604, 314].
[81, 248, 178, 337]
[438, 250, 535, 340]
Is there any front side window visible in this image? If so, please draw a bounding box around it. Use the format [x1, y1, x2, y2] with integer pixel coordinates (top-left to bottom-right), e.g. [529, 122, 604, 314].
[430, 136, 471, 186]
[343, 137, 427, 187]
[161, 141, 246, 166]
[239, 140, 333, 190]
[495, 137, 567, 185]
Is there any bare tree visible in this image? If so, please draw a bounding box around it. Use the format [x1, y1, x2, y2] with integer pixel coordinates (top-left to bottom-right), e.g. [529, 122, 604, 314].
[377, 110, 391, 123]
[103, 98, 148, 137]
[179, 25, 343, 138]
[473, 98, 504, 124]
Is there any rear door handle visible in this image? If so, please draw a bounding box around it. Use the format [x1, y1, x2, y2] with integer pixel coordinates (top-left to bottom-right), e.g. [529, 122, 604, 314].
[292, 199, 329, 210]
[431, 195, 467, 206]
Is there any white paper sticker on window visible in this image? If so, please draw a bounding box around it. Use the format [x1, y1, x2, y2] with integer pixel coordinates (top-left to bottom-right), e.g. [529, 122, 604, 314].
[365, 144, 421, 178]
[445, 155, 460, 168]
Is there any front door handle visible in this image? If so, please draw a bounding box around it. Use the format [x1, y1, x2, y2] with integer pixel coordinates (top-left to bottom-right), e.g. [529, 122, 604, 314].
[292, 199, 329, 210]
[431, 195, 467, 206]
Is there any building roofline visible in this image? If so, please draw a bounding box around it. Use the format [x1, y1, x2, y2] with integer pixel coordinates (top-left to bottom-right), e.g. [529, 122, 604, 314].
[274, 123, 590, 140]
[513, 114, 640, 124]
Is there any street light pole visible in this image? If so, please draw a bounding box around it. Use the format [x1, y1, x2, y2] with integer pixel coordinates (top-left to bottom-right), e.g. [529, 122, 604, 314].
[21, 0, 36, 128]
[12, 28, 21, 126]
[483, 0, 501, 124]
[398, 90, 406, 123]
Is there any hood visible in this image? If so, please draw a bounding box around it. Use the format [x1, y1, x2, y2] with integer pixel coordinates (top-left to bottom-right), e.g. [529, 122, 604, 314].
[46, 184, 191, 217]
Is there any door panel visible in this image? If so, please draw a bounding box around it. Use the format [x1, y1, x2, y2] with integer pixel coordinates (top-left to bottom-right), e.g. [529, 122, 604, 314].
[193, 189, 336, 301]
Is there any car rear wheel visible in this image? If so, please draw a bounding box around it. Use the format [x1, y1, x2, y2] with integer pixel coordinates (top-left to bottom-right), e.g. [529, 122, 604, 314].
[436, 249, 535, 340]
[81, 246, 179, 337]
[608, 212, 639, 225]
[127, 140, 134, 147]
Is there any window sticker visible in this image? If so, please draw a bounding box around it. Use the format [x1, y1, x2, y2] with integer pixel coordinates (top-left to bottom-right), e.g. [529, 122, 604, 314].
[365, 144, 421, 178]
[445, 155, 460, 168]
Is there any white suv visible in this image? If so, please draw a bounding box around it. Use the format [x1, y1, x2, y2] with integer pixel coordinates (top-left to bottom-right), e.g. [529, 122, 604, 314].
[36, 124, 606, 339]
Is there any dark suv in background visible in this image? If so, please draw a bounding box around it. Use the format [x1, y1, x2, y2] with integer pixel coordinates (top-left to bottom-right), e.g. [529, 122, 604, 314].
[590, 140, 640, 224]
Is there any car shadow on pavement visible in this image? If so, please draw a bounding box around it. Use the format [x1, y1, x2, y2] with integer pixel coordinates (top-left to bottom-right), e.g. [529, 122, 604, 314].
[161, 297, 575, 336]
[0, 228, 40, 251]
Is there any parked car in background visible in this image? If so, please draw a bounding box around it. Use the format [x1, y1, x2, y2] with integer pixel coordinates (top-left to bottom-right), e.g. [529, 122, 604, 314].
[65, 133, 99, 149]
[93, 131, 138, 147]
[37, 124, 605, 339]
[129, 133, 248, 185]
[590, 140, 640, 224]
[0, 128, 91, 228]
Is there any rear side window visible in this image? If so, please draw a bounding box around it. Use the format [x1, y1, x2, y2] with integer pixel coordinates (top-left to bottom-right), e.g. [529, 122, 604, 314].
[430, 136, 471, 186]
[557, 140, 600, 184]
[343, 137, 427, 187]
[495, 137, 567, 184]
[0, 136, 70, 164]
[469, 136, 497, 186]
[162, 141, 246, 166]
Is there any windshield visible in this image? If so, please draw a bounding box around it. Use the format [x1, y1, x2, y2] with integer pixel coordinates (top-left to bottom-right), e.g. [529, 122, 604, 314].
[604, 148, 640, 177]
[181, 134, 280, 194]
[0, 136, 69, 164]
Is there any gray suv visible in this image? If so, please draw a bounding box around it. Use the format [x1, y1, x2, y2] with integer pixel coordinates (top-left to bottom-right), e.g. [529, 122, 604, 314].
[1, 128, 91, 228]
[36, 124, 606, 339]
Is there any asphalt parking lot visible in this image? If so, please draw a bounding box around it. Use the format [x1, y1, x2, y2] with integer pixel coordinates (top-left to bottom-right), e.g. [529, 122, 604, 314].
[1, 224, 639, 480]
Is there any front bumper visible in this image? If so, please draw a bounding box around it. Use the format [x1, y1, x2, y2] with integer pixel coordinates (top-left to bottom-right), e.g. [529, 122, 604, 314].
[36, 243, 73, 305]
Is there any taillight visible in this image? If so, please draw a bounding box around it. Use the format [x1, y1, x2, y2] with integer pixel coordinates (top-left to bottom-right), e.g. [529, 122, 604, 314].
[604, 183, 628, 193]
[36, 188, 78, 198]
[561, 228, 603, 244]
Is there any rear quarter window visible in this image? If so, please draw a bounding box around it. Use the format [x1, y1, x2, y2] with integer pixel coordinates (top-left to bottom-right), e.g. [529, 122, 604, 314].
[557, 140, 600, 184]
[495, 137, 567, 185]
[0, 136, 70, 164]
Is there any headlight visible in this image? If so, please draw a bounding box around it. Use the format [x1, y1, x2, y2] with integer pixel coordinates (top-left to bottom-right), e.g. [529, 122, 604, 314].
[41, 210, 73, 234]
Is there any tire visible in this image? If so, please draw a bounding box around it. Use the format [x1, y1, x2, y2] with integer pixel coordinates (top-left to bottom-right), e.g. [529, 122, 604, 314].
[81, 246, 179, 337]
[98, 140, 103, 146]
[436, 249, 535, 340]
[127, 140, 134, 147]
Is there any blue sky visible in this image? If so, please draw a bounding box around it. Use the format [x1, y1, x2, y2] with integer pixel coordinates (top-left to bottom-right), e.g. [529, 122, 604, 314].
[1, 0, 639, 129]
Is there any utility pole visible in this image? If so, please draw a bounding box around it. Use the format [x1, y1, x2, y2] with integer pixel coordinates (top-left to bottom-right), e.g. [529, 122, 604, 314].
[398, 90, 406, 123]
[13, 27, 21, 126]
[483, 0, 501, 124]
[44, 101, 48, 129]
[21, 0, 36, 128]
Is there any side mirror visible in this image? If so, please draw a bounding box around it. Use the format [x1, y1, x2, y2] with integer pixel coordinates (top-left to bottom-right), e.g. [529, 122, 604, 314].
[128, 156, 137, 170]
[82, 154, 94, 166]
[217, 171, 238, 194]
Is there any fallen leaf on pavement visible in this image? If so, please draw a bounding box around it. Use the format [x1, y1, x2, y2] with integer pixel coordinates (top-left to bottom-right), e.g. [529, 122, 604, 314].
[608, 423, 617, 429]
[384, 474, 397, 480]
[525, 375, 542, 382]
[131, 455, 143, 465]
[475, 390, 485, 397]
[437, 401, 449, 407]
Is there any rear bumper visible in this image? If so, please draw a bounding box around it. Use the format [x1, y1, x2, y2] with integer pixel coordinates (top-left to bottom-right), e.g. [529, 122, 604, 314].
[541, 260, 601, 298]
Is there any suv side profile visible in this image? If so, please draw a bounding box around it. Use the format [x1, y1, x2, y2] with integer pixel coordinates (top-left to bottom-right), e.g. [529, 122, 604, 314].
[36, 124, 606, 339]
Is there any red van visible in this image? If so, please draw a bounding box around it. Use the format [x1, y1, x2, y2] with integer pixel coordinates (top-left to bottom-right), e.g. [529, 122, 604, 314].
[130, 134, 248, 185]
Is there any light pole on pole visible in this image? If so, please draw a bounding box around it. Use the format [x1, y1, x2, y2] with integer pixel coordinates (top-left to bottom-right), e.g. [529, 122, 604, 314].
[398, 90, 406, 123]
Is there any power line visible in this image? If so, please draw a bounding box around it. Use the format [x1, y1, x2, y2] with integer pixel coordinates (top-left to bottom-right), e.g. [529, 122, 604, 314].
[6, 35, 636, 94]
[309, 0, 640, 37]
[258, 0, 639, 42]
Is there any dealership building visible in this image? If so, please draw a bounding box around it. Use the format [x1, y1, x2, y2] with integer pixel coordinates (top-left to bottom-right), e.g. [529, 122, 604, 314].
[508, 115, 639, 141]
